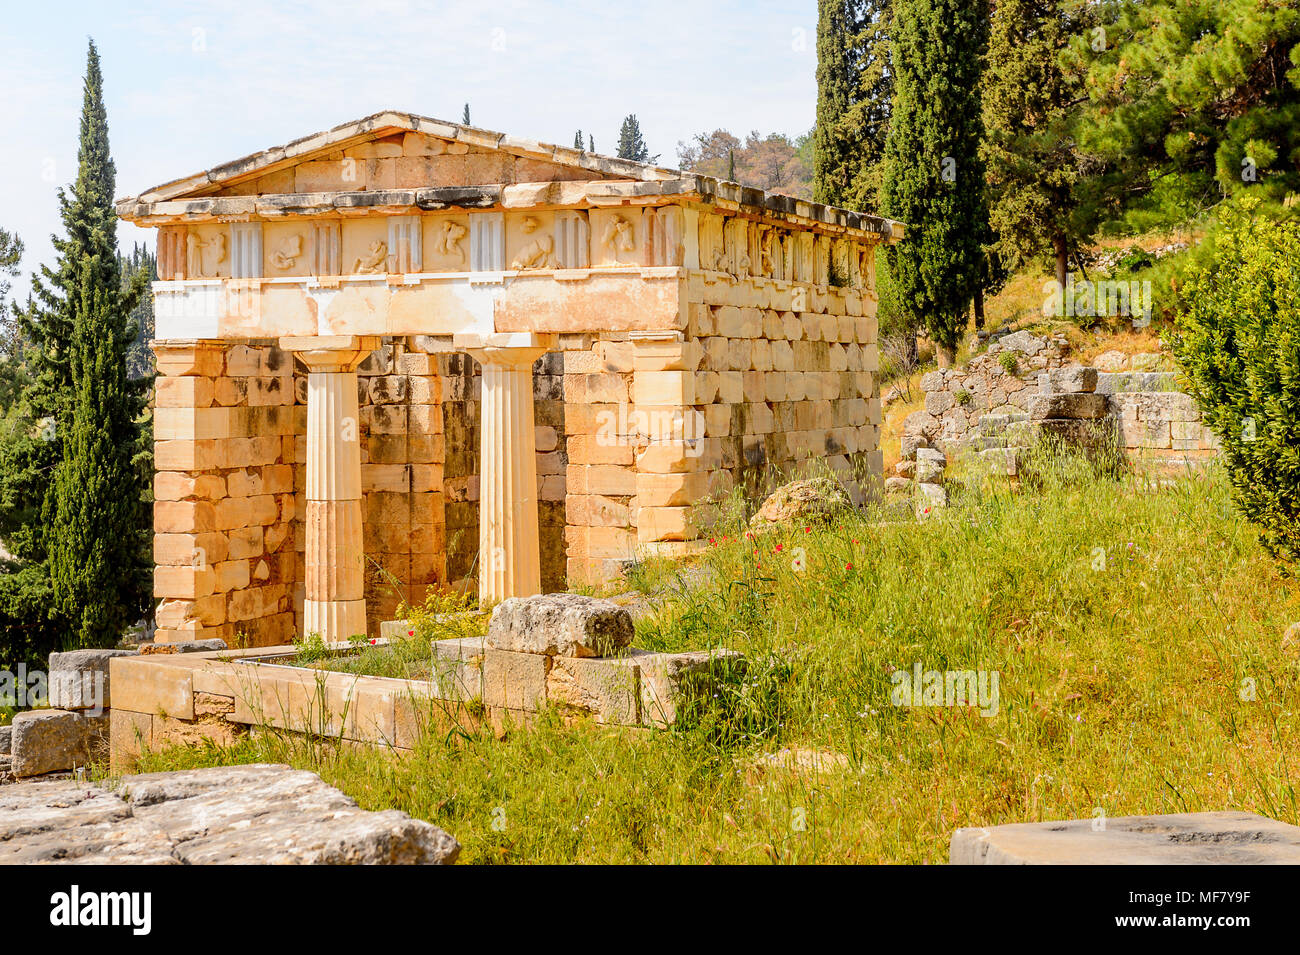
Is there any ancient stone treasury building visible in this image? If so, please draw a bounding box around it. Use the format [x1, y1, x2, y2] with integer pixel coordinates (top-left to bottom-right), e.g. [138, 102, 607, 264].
[119, 111, 902, 646]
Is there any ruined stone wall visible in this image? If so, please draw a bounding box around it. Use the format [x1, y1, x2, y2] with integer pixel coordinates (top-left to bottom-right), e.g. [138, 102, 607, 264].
[909, 346, 1218, 463]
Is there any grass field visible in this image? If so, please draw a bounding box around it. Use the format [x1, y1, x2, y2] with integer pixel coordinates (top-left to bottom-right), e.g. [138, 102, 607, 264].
[131, 459, 1300, 863]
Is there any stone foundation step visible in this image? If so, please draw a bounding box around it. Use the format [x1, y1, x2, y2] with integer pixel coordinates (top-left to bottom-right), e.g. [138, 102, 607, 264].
[951, 811, 1300, 864]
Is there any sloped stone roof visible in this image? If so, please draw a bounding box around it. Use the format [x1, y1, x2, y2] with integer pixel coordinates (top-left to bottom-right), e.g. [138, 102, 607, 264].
[116, 110, 903, 241]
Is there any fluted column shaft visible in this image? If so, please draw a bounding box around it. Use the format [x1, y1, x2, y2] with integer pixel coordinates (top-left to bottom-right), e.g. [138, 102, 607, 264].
[282, 336, 379, 642]
[467, 346, 547, 605]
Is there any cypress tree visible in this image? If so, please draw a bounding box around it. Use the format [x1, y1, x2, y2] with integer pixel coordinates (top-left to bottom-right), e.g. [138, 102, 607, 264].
[588, 133, 595, 153]
[814, 1, 893, 209]
[462, 103, 471, 125]
[616, 115, 656, 163]
[880, 0, 988, 366]
[574, 130, 584, 151]
[41, 40, 149, 648]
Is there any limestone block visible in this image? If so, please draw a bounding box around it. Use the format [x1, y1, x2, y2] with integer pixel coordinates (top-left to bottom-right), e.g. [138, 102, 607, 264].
[1046, 366, 1098, 394]
[486, 593, 635, 658]
[481, 648, 550, 710]
[916, 447, 947, 467]
[915, 459, 944, 484]
[915, 482, 947, 517]
[951, 811, 1300, 865]
[431, 637, 485, 702]
[49, 649, 139, 711]
[925, 391, 954, 416]
[1027, 393, 1108, 420]
[978, 447, 1021, 477]
[0, 724, 10, 756]
[11, 709, 91, 777]
[547, 655, 641, 724]
[634, 649, 745, 729]
[638, 506, 696, 543]
[884, 476, 911, 493]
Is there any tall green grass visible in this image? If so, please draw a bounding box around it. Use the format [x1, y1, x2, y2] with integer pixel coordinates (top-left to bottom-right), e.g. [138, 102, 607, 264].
[132, 460, 1299, 863]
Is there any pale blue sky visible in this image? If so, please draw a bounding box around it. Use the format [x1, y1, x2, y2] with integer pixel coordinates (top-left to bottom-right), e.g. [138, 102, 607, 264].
[0, 0, 819, 298]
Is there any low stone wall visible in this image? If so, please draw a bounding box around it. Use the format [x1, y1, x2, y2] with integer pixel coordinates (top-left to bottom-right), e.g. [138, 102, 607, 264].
[906, 339, 1218, 465]
[107, 595, 742, 772]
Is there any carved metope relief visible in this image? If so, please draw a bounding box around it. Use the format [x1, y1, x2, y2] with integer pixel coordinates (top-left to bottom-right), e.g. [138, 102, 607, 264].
[601, 214, 637, 264]
[353, 240, 388, 274]
[228, 223, 259, 279]
[509, 215, 555, 270]
[387, 215, 422, 273]
[470, 211, 505, 271]
[270, 233, 304, 271]
[554, 211, 589, 268]
[311, 221, 341, 276]
[432, 219, 468, 266]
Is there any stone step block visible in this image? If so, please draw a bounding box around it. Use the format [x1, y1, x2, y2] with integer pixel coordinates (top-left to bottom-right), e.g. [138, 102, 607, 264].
[486, 593, 634, 658]
[951, 811, 1300, 864]
[1028, 393, 1108, 420]
[49, 649, 139, 711]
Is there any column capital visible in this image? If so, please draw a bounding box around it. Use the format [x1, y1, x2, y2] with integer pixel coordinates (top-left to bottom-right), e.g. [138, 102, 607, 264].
[455, 332, 556, 368]
[279, 335, 382, 373]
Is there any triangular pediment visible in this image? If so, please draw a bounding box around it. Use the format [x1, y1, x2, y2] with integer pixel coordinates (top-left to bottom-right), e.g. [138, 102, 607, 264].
[125, 110, 682, 205]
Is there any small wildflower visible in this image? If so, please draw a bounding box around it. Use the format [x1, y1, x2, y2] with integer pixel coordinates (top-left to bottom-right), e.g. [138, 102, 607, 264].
[774, 543, 783, 552]
[803, 526, 811, 533]
[370, 638, 378, 645]
[845, 562, 853, 571]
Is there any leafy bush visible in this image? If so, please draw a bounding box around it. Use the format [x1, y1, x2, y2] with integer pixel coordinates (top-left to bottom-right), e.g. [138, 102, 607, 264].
[1172, 204, 1300, 562]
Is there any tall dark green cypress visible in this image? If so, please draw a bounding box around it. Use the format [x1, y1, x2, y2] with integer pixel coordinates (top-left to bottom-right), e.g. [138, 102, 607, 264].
[813, 0, 859, 205]
[880, 0, 988, 365]
[814, 1, 894, 210]
[41, 40, 150, 648]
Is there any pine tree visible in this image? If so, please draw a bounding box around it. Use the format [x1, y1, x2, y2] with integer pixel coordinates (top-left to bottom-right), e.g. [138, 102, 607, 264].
[813, 1, 893, 209]
[1070, 0, 1300, 206]
[880, 0, 988, 366]
[983, 0, 1094, 292]
[616, 115, 657, 163]
[462, 103, 471, 125]
[2, 40, 150, 653]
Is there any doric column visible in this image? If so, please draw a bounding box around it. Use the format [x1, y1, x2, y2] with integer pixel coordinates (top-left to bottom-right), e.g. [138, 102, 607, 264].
[281, 336, 380, 641]
[461, 335, 554, 605]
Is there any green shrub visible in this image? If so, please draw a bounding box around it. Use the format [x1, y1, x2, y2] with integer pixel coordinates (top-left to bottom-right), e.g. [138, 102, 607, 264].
[1172, 203, 1300, 562]
[997, 351, 1019, 375]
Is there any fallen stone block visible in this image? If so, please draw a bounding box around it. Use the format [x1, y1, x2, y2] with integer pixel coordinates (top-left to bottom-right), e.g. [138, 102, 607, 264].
[0, 764, 460, 864]
[915, 482, 947, 517]
[1046, 366, 1098, 394]
[951, 811, 1300, 864]
[915, 447, 947, 467]
[915, 459, 944, 484]
[1028, 393, 1108, 420]
[431, 636, 485, 701]
[0, 724, 10, 756]
[487, 593, 634, 658]
[900, 434, 928, 460]
[48, 648, 138, 711]
[11, 710, 91, 777]
[547, 655, 641, 725]
[884, 476, 912, 493]
[634, 649, 745, 729]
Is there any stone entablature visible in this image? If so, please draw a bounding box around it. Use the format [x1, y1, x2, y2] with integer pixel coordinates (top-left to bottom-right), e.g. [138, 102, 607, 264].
[121, 111, 900, 644]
